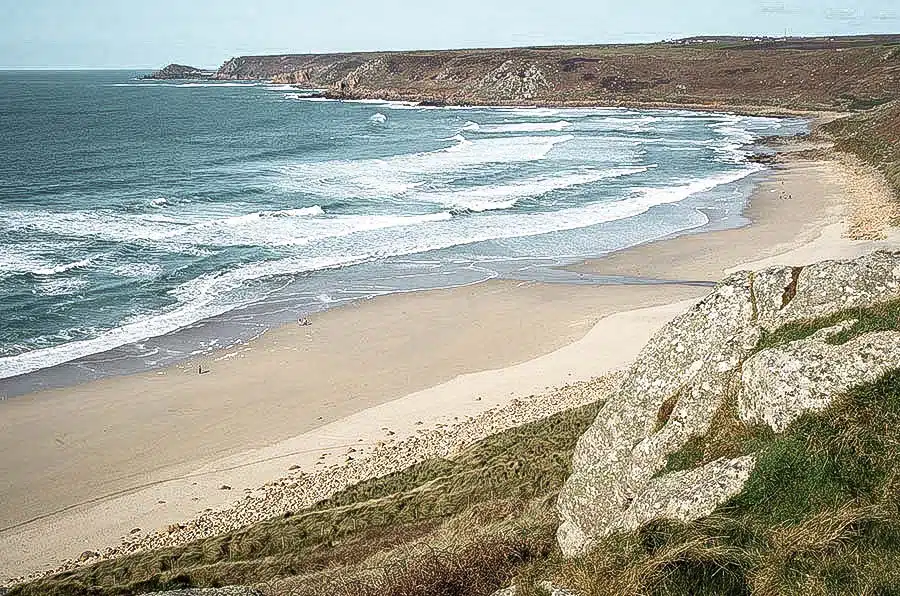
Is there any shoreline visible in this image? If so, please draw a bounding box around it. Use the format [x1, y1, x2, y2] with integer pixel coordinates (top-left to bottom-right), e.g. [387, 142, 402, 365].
[4, 131, 900, 583]
[0, 102, 803, 399]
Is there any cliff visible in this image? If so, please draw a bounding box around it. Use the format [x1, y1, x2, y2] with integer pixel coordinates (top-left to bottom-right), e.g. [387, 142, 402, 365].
[149, 36, 900, 112]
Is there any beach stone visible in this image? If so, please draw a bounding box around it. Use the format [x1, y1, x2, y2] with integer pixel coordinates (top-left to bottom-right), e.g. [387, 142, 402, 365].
[739, 326, 900, 432]
[490, 581, 577, 596]
[77, 550, 99, 562]
[557, 251, 900, 557]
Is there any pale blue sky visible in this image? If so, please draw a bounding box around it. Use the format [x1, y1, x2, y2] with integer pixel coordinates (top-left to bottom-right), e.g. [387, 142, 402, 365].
[2, 0, 898, 69]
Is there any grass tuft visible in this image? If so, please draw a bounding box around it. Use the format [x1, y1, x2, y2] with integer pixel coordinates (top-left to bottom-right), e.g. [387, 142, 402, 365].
[753, 297, 900, 354]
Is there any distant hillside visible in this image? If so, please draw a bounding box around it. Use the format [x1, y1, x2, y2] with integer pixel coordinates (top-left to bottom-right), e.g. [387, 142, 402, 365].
[150, 35, 900, 111]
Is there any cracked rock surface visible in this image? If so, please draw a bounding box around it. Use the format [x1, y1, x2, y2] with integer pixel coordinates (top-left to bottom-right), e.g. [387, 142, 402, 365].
[557, 251, 900, 557]
[740, 324, 900, 431]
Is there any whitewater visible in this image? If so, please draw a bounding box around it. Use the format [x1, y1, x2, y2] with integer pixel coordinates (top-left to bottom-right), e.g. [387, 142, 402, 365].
[0, 71, 807, 391]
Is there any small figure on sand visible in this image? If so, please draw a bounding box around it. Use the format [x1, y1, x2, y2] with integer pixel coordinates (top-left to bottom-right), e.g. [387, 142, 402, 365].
[298, 317, 312, 327]
[198, 364, 209, 375]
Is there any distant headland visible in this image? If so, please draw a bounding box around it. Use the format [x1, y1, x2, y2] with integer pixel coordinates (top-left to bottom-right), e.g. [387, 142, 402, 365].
[145, 34, 900, 113]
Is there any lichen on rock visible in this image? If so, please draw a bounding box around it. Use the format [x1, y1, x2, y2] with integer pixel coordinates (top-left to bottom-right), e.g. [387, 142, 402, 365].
[739, 326, 900, 432]
[556, 271, 759, 556]
[557, 250, 900, 557]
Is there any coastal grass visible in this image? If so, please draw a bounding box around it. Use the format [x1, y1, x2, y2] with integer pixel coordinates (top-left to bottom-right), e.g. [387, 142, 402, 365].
[752, 296, 900, 354]
[825, 100, 900, 208]
[10, 402, 603, 596]
[549, 367, 900, 596]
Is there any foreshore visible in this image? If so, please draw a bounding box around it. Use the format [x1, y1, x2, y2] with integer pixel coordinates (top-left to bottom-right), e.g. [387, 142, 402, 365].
[2, 134, 899, 583]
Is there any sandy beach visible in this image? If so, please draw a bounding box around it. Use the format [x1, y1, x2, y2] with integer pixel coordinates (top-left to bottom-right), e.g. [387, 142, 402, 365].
[2, 136, 898, 583]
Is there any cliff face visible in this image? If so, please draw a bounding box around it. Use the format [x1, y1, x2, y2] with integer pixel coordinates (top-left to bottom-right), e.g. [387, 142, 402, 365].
[145, 36, 900, 111]
[826, 100, 900, 199]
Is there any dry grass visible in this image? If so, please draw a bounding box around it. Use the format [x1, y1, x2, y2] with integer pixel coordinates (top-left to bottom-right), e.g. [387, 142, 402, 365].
[825, 100, 900, 214]
[10, 403, 602, 596]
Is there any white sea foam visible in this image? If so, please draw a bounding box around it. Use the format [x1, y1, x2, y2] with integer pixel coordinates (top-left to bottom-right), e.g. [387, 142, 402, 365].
[169, 82, 261, 88]
[110, 263, 164, 278]
[0, 164, 761, 380]
[30, 256, 95, 276]
[497, 107, 561, 118]
[150, 198, 169, 207]
[414, 167, 649, 212]
[707, 116, 761, 163]
[274, 134, 573, 199]
[284, 94, 332, 101]
[111, 82, 261, 88]
[0, 256, 340, 379]
[348, 99, 420, 108]
[0, 253, 52, 279]
[225, 211, 449, 247]
[369, 112, 387, 124]
[33, 277, 89, 297]
[0, 209, 184, 243]
[464, 120, 573, 134]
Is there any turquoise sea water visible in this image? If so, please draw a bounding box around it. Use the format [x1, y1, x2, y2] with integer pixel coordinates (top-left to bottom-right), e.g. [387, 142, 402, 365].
[0, 70, 806, 394]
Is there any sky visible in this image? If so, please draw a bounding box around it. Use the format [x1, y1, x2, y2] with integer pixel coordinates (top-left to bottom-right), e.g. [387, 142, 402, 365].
[1, 0, 898, 69]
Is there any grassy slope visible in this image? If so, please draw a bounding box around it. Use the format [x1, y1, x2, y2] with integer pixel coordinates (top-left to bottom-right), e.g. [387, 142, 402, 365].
[555, 367, 900, 596]
[14, 300, 900, 596]
[824, 100, 900, 207]
[10, 404, 603, 596]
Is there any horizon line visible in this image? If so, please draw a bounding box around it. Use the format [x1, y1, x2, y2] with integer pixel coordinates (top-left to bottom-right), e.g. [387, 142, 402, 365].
[3, 31, 899, 71]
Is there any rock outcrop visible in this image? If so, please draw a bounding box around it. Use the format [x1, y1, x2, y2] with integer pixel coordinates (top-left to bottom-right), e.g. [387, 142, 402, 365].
[739, 325, 900, 431]
[491, 581, 577, 596]
[469, 60, 552, 100]
[144, 64, 209, 80]
[557, 251, 900, 557]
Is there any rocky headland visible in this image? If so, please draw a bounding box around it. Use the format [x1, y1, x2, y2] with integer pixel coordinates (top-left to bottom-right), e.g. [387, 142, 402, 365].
[150, 36, 900, 111]
[143, 64, 213, 80]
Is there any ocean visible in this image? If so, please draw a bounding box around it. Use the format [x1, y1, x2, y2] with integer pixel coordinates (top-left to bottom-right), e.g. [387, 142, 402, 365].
[0, 70, 806, 395]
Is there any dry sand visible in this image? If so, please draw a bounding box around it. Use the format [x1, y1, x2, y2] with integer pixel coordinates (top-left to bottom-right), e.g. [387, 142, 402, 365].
[0, 282, 705, 580]
[2, 140, 898, 583]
